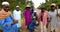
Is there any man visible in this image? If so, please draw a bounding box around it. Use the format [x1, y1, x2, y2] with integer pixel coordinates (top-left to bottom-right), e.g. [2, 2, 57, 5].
[29, 10, 38, 32]
[24, 5, 32, 30]
[49, 3, 60, 32]
[38, 6, 49, 32]
[0, 1, 18, 32]
[13, 5, 21, 31]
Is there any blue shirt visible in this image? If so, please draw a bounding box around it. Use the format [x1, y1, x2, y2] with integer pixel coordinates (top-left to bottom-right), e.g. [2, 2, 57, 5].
[29, 20, 38, 31]
[31, 9, 34, 13]
[0, 15, 18, 32]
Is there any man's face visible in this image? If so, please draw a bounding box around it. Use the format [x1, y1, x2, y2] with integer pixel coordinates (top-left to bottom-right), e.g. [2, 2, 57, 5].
[51, 6, 56, 11]
[34, 12, 36, 16]
[16, 7, 19, 11]
[26, 7, 31, 10]
[3, 5, 10, 12]
[41, 8, 45, 12]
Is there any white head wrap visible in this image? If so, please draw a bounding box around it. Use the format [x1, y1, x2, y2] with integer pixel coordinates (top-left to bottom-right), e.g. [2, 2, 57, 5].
[2, 2, 9, 6]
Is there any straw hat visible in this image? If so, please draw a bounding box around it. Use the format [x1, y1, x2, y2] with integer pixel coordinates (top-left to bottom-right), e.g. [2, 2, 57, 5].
[26, 5, 31, 7]
[51, 3, 56, 7]
[16, 5, 19, 7]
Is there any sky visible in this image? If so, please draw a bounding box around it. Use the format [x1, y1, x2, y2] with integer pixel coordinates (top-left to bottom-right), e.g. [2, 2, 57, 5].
[32, 0, 45, 8]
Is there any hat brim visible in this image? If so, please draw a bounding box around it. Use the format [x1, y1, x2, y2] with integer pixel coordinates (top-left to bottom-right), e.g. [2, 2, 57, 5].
[26, 7, 31, 8]
[51, 5, 56, 7]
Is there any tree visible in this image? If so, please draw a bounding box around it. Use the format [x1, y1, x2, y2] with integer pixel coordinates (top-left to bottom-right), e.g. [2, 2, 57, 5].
[37, 0, 60, 11]
[0, 0, 26, 12]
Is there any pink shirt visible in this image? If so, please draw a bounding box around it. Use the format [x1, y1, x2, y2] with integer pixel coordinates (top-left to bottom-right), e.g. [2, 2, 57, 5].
[39, 11, 49, 26]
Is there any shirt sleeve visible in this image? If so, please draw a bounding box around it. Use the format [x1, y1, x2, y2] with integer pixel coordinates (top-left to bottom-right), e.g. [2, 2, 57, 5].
[20, 10, 21, 15]
[58, 9, 60, 14]
[13, 10, 16, 19]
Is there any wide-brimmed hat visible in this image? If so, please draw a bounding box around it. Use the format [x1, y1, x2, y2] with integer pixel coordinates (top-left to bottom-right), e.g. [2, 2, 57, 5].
[26, 5, 31, 7]
[51, 3, 56, 7]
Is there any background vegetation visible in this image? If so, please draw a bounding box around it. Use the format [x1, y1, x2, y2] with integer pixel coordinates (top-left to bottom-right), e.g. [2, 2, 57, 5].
[37, 0, 60, 11]
[0, 0, 60, 31]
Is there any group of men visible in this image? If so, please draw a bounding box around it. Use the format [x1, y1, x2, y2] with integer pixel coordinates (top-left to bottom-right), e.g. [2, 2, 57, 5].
[0, 1, 21, 32]
[23, 3, 60, 32]
[0, 1, 60, 32]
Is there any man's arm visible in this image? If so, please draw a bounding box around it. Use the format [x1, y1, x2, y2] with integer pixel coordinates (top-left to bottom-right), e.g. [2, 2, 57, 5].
[57, 14, 60, 17]
[46, 12, 50, 28]
[57, 9, 60, 17]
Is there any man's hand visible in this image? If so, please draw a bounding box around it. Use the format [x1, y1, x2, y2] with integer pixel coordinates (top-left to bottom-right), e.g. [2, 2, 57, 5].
[57, 14, 60, 17]
[13, 20, 18, 24]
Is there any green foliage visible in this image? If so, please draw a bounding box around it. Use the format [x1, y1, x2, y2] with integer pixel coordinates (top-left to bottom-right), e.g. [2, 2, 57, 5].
[37, 0, 60, 11]
[0, 0, 34, 12]
[0, 0, 26, 12]
[0, 0, 34, 18]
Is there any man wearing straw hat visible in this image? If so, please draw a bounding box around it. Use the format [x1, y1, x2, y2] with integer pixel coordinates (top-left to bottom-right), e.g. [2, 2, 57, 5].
[24, 4, 32, 31]
[49, 3, 60, 32]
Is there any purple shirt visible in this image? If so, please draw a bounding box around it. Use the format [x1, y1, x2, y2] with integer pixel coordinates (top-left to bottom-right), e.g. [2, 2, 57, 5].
[24, 9, 32, 26]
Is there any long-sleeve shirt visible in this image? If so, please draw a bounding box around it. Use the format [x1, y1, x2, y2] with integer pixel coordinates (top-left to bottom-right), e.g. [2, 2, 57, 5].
[24, 9, 32, 26]
[39, 11, 49, 26]
[0, 9, 18, 32]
